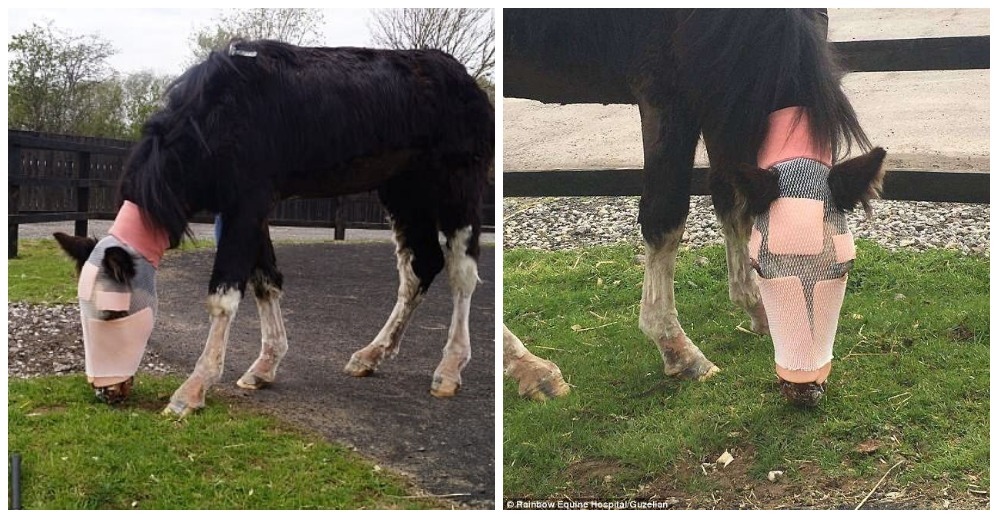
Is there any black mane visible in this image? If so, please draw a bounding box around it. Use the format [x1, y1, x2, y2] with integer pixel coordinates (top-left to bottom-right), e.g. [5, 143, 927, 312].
[672, 8, 870, 164]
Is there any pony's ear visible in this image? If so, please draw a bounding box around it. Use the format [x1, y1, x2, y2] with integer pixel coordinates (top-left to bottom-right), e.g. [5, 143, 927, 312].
[102, 247, 136, 285]
[828, 147, 887, 217]
[53, 232, 98, 273]
[727, 164, 781, 215]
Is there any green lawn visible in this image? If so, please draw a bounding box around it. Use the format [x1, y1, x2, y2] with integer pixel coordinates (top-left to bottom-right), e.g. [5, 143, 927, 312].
[9, 375, 445, 509]
[503, 241, 988, 507]
[7, 237, 448, 509]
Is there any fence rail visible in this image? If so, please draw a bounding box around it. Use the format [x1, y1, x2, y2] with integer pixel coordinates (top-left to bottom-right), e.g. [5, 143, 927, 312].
[8, 130, 495, 258]
[503, 35, 990, 204]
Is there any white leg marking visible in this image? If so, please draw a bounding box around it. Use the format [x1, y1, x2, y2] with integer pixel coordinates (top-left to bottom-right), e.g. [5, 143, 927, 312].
[639, 228, 719, 380]
[165, 287, 241, 416]
[237, 282, 288, 389]
[722, 216, 769, 334]
[344, 228, 424, 376]
[431, 226, 478, 397]
[639, 228, 686, 344]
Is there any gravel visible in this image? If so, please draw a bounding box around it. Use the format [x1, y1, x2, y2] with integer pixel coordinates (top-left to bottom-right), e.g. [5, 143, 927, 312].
[8, 302, 177, 380]
[503, 196, 989, 255]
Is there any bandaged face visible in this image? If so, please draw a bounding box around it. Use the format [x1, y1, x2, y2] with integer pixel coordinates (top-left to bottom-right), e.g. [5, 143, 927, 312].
[748, 158, 853, 376]
[76, 237, 157, 385]
[730, 107, 887, 383]
[55, 201, 169, 400]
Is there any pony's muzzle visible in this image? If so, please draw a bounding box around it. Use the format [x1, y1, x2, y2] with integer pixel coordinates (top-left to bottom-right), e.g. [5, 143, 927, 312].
[757, 275, 847, 379]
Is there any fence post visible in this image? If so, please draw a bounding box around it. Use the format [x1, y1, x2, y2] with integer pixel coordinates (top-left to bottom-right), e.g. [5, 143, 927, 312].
[75, 151, 91, 237]
[9, 144, 22, 258]
[334, 197, 346, 240]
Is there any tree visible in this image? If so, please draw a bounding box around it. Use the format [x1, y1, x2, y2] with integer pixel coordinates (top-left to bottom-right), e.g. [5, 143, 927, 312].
[368, 8, 495, 81]
[118, 71, 173, 139]
[189, 8, 325, 63]
[8, 21, 116, 134]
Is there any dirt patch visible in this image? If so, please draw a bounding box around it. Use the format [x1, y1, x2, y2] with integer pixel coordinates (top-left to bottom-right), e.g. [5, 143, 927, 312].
[552, 447, 989, 510]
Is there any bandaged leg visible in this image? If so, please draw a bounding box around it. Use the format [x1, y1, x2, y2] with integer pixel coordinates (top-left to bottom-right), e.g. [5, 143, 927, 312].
[344, 229, 425, 376]
[503, 324, 570, 401]
[430, 226, 479, 397]
[164, 288, 241, 417]
[639, 228, 719, 381]
[237, 280, 289, 389]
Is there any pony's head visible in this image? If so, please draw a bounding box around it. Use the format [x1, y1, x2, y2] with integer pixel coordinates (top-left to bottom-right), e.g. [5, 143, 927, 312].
[727, 107, 886, 393]
[54, 202, 166, 404]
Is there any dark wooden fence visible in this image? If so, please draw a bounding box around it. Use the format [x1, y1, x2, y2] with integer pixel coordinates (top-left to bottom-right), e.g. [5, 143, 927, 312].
[8, 130, 495, 258]
[503, 35, 989, 204]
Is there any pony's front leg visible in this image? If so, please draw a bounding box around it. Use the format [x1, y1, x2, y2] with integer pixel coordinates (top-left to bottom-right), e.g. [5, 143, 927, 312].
[503, 324, 569, 401]
[163, 287, 242, 417]
[237, 233, 288, 390]
[720, 212, 770, 334]
[163, 211, 262, 418]
[236, 278, 288, 390]
[636, 97, 718, 381]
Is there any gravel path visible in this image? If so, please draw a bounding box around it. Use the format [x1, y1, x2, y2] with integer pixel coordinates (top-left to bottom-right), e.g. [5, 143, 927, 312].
[503, 196, 989, 256]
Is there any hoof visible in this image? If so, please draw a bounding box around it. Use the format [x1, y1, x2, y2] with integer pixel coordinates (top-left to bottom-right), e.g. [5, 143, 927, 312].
[344, 353, 375, 377]
[161, 400, 197, 419]
[779, 379, 827, 407]
[430, 376, 460, 398]
[93, 377, 134, 405]
[520, 373, 571, 401]
[659, 335, 720, 382]
[663, 350, 720, 382]
[236, 373, 272, 390]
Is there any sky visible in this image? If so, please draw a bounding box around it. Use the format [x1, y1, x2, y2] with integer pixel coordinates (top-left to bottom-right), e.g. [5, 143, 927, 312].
[7, 8, 375, 77]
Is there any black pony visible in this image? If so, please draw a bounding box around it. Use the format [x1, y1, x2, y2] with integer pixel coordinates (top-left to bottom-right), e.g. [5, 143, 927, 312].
[502, 9, 886, 405]
[57, 39, 494, 415]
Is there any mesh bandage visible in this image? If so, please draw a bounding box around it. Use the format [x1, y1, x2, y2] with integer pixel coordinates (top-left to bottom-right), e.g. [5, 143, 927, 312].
[77, 203, 165, 383]
[750, 107, 855, 374]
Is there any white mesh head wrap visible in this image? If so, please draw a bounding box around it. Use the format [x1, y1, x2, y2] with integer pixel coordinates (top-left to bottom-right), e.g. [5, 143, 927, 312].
[77, 236, 157, 382]
[749, 158, 855, 374]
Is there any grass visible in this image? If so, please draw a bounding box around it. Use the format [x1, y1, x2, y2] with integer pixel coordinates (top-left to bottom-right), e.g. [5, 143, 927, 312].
[6, 237, 452, 509]
[8, 375, 446, 509]
[503, 240, 989, 506]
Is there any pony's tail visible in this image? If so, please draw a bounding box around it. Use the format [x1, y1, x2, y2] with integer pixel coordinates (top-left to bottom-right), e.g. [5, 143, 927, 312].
[673, 8, 870, 162]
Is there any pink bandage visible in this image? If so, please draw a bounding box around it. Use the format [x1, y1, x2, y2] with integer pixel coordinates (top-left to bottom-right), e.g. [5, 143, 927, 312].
[94, 291, 131, 311]
[750, 106, 855, 382]
[82, 307, 154, 378]
[78, 263, 99, 301]
[766, 198, 824, 255]
[757, 106, 832, 169]
[832, 232, 856, 264]
[109, 201, 169, 268]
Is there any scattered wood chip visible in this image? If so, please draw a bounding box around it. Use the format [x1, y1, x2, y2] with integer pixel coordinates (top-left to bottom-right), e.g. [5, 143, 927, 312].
[717, 450, 734, 468]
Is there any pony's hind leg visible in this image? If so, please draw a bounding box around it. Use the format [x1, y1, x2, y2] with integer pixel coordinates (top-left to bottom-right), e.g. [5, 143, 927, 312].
[237, 229, 289, 389]
[636, 96, 719, 381]
[344, 218, 443, 377]
[429, 225, 480, 397]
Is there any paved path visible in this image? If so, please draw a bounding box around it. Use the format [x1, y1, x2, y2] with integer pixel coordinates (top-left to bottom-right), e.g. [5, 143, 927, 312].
[150, 241, 496, 508]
